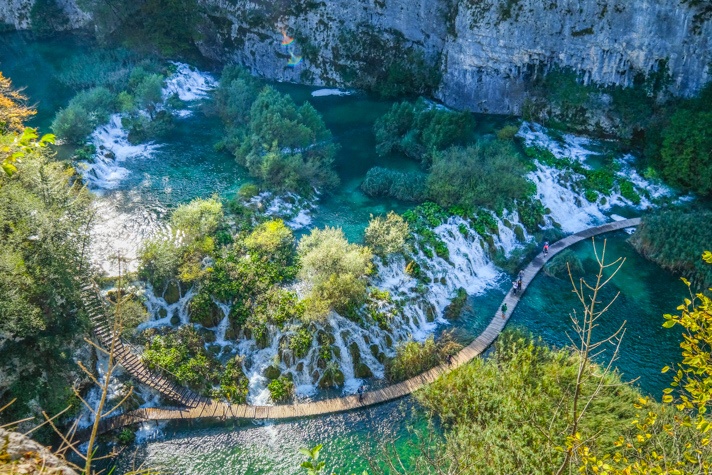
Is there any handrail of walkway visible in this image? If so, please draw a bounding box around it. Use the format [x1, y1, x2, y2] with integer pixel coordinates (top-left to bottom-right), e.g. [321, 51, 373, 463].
[87, 218, 641, 435]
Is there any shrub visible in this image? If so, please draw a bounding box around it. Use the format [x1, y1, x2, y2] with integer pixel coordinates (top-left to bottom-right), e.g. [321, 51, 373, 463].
[51, 87, 116, 143]
[415, 330, 645, 474]
[138, 237, 181, 289]
[360, 167, 427, 202]
[170, 197, 224, 244]
[374, 98, 474, 165]
[268, 376, 294, 403]
[426, 140, 533, 211]
[237, 87, 339, 194]
[116, 428, 136, 446]
[496, 124, 519, 140]
[630, 209, 712, 289]
[298, 227, 373, 320]
[364, 211, 410, 257]
[386, 334, 462, 382]
[237, 183, 260, 200]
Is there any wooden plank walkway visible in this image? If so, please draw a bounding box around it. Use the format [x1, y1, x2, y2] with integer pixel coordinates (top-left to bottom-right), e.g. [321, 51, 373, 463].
[86, 218, 640, 435]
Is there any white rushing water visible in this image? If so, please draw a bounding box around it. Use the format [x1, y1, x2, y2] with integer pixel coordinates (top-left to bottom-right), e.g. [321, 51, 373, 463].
[310, 88, 353, 97]
[518, 121, 673, 234]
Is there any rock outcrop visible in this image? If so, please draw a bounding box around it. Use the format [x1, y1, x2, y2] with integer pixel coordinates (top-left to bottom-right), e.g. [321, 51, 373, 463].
[0, 428, 79, 475]
[2, 0, 710, 113]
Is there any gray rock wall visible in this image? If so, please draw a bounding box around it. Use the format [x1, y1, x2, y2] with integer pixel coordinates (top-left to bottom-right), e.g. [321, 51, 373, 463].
[437, 0, 712, 113]
[2, 0, 710, 114]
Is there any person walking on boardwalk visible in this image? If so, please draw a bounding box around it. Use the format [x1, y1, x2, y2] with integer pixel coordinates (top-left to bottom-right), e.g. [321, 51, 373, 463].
[447, 353, 453, 366]
[517, 279, 523, 293]
[501, 302, 508, 319]
[543, 241, 550, 256]
[512, 280, 518, 296]
[518, 269, 524, 281]
[358, 385, 364, 403]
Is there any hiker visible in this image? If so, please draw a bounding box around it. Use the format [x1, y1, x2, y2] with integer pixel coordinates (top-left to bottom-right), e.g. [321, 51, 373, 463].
[518, 270, 524, 281]
[501, 302, 508, 319]
[517, 279, 523, 292]
[512, 280, 518, 295]
[358, 385, 365, 403]
[543, 241, 550, 256]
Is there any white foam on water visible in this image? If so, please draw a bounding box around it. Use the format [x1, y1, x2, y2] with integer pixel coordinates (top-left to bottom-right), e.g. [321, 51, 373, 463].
[529, 163, 607, 233]
[81, 114, 158, 191]
[162, 62, 216, 101]
[310, 88, 353, 97]
[518, 121, 598, 165]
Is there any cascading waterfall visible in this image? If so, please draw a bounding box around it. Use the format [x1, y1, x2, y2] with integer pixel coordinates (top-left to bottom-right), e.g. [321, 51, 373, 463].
[518, 121, 673, 234]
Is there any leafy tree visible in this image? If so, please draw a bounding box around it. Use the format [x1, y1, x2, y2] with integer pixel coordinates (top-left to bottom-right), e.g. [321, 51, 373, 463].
[298, 227, 373, 321]
[0, 91, 93, 428]
[51, 87, 117, 144]
[170, 197, 223, 243]
[0, 73, 35, 134]
[374, 98, 474, 165]
[364, 211, 410, 257]
[238, 87, 339, 193]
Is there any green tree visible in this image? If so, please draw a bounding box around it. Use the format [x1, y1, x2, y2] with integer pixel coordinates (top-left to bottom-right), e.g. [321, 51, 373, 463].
[298, 227, 373, 321]
[364, 211, 410, 257]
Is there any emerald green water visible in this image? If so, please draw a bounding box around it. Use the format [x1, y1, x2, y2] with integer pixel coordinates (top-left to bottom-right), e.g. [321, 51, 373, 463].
[0, 32, 690, 474]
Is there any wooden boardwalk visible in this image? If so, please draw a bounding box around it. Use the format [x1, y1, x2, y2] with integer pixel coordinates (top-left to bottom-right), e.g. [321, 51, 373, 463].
[86, 218, 640, 434]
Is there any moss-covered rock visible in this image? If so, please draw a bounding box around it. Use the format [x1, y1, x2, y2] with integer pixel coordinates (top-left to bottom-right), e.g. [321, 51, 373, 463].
[355, 362, 373, 378]
[163, 280, 181, 304]
[264, 365, 282, 380]
[443, 287, 468, 320]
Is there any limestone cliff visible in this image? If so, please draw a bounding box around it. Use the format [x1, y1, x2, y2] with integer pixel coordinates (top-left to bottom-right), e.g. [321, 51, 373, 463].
[2, 0, 710, 114]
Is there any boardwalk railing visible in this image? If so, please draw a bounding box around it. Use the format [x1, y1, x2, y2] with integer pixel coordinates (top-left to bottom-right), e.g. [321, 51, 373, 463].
[86, 218, 640, 435]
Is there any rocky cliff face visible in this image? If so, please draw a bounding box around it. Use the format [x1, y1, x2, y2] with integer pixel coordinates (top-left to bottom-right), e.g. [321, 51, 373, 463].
[2, 0, 710, 114]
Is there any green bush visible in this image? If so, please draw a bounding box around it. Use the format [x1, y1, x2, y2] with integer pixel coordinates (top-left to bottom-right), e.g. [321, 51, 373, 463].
[374, 98, 474, 165]
[386, 334, 462, 382]
[360, 167, 427, 202]
[268, 376, 294, 403]
[364, 211, 410, 257]
[116, 428, 136, 446]
[630, 209, 712, 289]
[298, 227, 373, 321]
[51, 87, 116, 143]
[426, 140, 533, 211]
[415, 330, 646, 474]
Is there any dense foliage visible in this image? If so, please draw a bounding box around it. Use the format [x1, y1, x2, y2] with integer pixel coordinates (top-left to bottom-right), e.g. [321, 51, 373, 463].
[630, 209, 712, 289]
[426, 140, 534, 211]
[414, 331, 667, 474]
[51, 58, 174, 145]
[386, 335, 461, 383]
[297, 227, 373, 321]
[363, 211, 409, 258]
[0, 72, 93, 434]
[142, 326, 249, 403]
[657, 91, 712, 196]
[213, 66, 339, 195]
[360, 167, 427, 202]
[374, 99, 474, 165]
